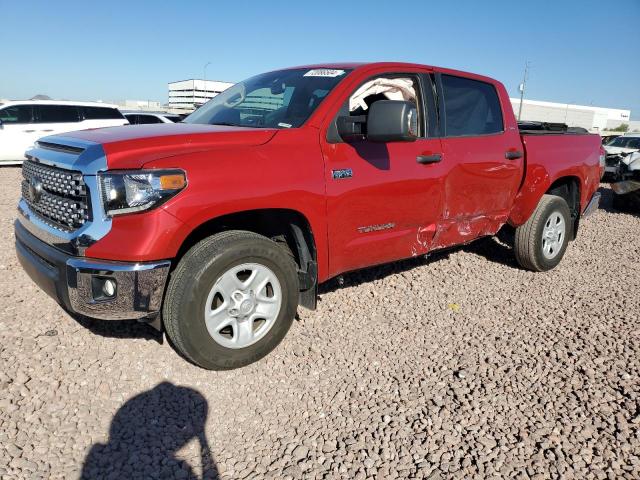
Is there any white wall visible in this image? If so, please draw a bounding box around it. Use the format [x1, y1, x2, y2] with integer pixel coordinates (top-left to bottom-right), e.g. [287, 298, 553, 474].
[510, 98, 631, 131]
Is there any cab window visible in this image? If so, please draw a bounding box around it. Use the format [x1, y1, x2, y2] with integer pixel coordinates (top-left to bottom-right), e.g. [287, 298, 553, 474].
[441, 75, 503, 136]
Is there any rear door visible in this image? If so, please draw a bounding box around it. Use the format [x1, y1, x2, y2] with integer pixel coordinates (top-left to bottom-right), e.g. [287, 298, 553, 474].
[0, 105, 36, 162]
[80, 106, 127, 128]
[321, 70, 445, 276]
[432, 73, 523, 248]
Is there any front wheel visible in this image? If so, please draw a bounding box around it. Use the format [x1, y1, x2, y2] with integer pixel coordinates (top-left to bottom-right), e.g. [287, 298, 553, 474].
[514, 194, 572, 272]
[163, 230, 299, 370]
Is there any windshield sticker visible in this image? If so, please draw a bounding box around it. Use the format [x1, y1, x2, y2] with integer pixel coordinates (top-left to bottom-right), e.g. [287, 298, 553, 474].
[278, 122, 292, 128]
[304, 69, 346, 78]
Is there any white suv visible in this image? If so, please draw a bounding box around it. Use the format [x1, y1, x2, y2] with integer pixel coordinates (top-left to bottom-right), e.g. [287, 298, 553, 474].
[123, 112, 184, 124]
[0, 101, 128, 164]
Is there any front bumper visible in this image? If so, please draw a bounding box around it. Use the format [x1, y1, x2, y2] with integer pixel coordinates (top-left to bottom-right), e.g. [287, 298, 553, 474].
[15, 220, 170, 321]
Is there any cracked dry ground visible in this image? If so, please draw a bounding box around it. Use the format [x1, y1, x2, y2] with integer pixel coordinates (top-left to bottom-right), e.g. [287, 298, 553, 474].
[0, 166, 639, 479]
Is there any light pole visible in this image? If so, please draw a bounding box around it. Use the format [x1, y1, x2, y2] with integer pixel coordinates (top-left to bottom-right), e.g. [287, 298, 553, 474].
[517, 61, 530, 121]
[203, 61, 212, 99]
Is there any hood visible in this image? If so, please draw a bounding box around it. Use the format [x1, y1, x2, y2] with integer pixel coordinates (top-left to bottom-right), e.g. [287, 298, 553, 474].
[604, 145, 639, 155]
[54, 123, 279, 169]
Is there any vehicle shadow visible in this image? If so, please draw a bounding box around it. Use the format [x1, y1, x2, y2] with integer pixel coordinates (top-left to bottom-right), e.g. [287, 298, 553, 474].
[65, 308, 162, 342]
[598, 184, 617, 213]
[80, 382, 219, 480]
[318, 235, 517, 294]
[597, 184, 640, 217]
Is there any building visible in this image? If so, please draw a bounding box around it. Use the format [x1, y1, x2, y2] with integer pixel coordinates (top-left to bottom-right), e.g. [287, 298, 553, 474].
[510, 98, 631, 132]
[115, 99, 163, 111]
[168, 79, 234, 113]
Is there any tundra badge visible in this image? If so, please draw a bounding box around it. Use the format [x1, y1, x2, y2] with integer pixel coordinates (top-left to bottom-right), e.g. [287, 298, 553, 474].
[332, 168, 353, 180]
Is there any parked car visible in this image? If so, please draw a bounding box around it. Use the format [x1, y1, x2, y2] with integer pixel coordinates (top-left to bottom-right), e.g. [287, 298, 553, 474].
[123, 112, 184, 125]
[602, 133, 640, 181]
[609, 150, 640, 211]
[601, 134, 621, 146]
[0, 101, 128, 164]
[15, 63, 603, 369]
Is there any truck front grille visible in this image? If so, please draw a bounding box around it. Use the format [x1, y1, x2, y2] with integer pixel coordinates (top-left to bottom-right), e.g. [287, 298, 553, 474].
[21, 160, 91, 231]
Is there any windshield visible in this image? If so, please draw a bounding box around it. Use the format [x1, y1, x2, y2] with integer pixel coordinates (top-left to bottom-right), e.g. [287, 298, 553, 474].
[184, 68, 351, 129]
[609, 136, 640, 149]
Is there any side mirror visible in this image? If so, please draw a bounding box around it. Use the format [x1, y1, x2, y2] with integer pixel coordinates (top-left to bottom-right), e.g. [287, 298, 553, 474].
[336, 114, 367, 140]
[367, 100, 418, 142]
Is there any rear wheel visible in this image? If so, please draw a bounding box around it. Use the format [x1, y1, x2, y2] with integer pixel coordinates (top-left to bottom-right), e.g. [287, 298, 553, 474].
[163, 230, 299, 370]
[514, 194, 572, 272]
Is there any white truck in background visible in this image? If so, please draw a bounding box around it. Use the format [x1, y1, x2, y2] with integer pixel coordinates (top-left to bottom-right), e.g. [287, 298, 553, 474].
[0, 101, 128, 164]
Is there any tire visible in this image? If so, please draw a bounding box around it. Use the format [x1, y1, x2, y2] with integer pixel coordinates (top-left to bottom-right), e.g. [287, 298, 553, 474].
[163, 230, 299, 370]
[514, 194, 572, 272]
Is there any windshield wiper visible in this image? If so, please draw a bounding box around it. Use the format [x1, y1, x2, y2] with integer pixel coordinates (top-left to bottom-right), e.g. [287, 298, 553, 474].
[208, 121, 265, 129]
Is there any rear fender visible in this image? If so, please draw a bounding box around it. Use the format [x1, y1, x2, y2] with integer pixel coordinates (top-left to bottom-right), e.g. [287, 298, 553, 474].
[507, 163, 552, 226]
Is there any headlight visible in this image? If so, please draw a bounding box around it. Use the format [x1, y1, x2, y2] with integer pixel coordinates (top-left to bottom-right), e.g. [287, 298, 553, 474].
[99, 169, 187, 216]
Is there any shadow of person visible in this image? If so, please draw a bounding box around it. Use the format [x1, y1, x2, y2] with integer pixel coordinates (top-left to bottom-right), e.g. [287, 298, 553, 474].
[81, 382, 218, 480]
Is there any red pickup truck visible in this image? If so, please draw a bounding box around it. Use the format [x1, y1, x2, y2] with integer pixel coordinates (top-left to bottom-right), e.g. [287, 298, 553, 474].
[15, 63, 604, 369]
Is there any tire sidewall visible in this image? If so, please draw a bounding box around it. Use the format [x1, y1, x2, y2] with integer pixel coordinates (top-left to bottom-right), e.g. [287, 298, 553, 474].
[169, 236, 298, 370]
[533, 198, 571, 271]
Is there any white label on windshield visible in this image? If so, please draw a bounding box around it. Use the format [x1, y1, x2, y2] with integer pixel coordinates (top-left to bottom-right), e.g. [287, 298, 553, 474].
[304, 69, 345, 77]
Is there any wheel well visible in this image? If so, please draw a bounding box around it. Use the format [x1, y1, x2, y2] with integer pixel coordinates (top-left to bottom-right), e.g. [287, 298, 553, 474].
[546, 176, 581, 239]
[175, 209, 318, 308]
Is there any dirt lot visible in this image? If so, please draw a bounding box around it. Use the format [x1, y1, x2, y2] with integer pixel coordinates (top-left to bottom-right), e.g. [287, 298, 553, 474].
[0, 166, 638, 479]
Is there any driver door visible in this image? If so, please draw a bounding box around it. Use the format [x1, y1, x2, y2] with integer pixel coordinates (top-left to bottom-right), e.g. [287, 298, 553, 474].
[320, 72, 445, 276]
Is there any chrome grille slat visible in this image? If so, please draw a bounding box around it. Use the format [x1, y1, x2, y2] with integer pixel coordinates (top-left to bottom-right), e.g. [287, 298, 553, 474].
[22, 160, 87, 197]
[21, 160, 91, 231]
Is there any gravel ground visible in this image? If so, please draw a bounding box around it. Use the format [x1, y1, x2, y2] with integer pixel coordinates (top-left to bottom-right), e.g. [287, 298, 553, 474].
[1, 165, 639, 479]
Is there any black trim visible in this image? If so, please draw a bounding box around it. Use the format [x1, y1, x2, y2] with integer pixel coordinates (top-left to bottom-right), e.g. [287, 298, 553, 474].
[14, 220, 74, 311]
[434, 73, 447, 137]
[422, 73, 440, 138]
[37, 141, 86, 154]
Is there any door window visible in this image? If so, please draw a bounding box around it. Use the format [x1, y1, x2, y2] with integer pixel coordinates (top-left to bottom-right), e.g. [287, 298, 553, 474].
[441, 75, 503, 136]
[36, 105, 80, 123]
[136, 115, 163, 124]
[82, 106, 125, 120]
[0, 105, 33, 124]
[346, 75, 424, 137]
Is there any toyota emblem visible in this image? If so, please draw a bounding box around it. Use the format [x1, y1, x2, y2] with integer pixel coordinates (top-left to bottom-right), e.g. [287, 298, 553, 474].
[29, 176, 43, 203]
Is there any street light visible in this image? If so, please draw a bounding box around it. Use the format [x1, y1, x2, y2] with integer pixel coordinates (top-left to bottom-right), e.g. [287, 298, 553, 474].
[517, 61, 530, 121]
[203, 61, 212, 98]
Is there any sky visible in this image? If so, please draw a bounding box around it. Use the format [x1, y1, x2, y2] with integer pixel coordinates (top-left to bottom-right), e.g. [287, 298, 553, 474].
[1, 0, 639, 118]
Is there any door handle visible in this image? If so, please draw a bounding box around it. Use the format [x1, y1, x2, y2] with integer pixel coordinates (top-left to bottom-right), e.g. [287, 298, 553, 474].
[505, 150, 523, 160]
[417, 153, 442, 164]
[41, 129, 54, 132]
[23, 130, 36, 133]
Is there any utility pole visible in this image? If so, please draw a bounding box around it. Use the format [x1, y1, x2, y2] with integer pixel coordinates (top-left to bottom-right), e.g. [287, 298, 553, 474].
[204, 61, 212, 100]
[517, 61, 530, 121]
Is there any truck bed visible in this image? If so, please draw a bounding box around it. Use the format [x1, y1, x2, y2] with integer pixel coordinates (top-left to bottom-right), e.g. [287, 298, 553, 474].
[518, 121, 590, 135]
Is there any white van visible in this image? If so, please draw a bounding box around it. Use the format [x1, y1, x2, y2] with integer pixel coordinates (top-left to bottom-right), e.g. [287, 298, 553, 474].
[0, 100, 128, 164]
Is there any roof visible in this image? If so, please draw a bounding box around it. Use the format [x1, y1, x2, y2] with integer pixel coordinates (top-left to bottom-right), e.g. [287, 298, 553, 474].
[121, 111, 181, 116]
[259, 62, 500, 85]
[0, 100, 119, 108]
